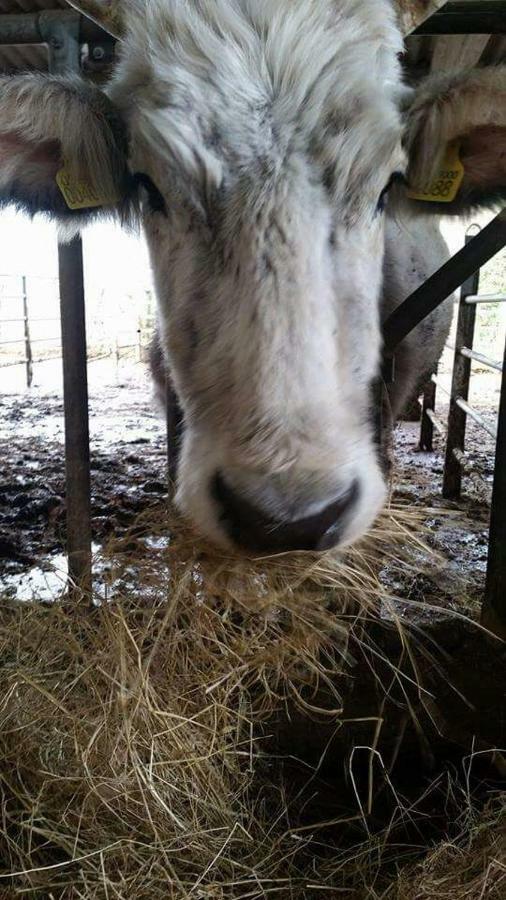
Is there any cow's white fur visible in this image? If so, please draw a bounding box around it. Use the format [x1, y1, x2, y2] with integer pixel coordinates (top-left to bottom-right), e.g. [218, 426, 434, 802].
[1, 2, 505, 552]
[106, 0, 406, 548]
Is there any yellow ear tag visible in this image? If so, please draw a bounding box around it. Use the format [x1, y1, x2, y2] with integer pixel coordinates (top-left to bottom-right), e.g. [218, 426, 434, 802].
[407, 140, 465, 203]
[56, 162, 121, 210]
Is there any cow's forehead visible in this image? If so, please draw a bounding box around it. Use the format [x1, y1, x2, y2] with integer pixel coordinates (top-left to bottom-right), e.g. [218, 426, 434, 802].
[110, 0, 404, 203]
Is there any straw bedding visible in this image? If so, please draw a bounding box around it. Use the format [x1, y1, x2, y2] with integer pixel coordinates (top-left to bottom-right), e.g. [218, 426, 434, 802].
[0, 505, 504, 898]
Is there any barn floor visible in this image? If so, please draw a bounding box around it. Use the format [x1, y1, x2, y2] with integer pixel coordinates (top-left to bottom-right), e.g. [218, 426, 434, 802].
[0, 361, 498, 616]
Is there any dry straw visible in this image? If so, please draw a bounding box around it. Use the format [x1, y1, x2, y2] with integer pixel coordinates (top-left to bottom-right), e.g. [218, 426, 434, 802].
[0, 504, 502, 897]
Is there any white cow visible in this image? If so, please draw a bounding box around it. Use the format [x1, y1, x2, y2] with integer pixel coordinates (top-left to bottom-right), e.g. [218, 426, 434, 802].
[0, 0, 505, 553]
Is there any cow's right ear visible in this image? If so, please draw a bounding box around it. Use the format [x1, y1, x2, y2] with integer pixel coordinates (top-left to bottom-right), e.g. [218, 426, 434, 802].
[403, 66, 506, 215]
[0, 74, 134, 226]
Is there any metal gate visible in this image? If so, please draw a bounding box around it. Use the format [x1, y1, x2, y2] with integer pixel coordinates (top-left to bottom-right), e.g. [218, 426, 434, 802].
[418, 231, 506, 636]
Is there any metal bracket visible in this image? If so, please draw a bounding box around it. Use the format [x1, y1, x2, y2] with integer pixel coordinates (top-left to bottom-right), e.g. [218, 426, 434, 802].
[40, 12, 80, 73]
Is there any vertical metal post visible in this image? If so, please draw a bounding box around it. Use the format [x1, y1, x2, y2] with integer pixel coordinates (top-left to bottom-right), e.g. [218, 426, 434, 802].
[442, 240, 480, 499]
[59, 238, 92, 592]
[137, 317, 142, 363]
[420, 374, 437, 451]
[483, 334, 506, 639]
[21, 275, 33, 389]
[49, 18, 92, 594]
[166, 383, 183, 496]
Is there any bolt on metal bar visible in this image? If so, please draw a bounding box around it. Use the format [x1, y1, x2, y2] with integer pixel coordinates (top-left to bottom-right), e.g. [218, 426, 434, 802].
[455, 397, 498, 439]
[465, 294, 506, 304]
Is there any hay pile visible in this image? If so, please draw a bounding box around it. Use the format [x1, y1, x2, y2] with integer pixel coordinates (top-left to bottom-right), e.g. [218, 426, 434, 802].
[0, 506, 503, 898]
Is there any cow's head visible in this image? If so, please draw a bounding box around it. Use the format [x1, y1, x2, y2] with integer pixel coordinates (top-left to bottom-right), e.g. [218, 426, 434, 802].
[1, 0, 505, 554]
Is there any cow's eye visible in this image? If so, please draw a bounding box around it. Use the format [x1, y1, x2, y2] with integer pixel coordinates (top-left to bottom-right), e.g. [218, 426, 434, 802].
[376, 171, 405, 213]
[134, 172, 167, 216]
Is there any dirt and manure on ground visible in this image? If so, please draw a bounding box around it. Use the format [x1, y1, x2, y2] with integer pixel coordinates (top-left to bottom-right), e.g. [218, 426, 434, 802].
[0, 365, 497, 613]
[0, 366, 504, 898]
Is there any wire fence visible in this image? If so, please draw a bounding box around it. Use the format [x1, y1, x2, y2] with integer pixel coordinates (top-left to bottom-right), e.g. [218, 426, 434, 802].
[0, 274, 155, 386]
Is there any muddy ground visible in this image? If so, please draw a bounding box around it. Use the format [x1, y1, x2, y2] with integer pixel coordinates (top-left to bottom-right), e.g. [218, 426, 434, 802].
[0, 361, 499, 615]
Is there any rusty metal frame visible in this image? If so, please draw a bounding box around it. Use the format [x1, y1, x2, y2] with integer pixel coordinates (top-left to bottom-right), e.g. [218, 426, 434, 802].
[414, 237, 506, 637]
[414, 0, 506, 34]
[47, 17, 93, 595]
[442, 237, 481, 500]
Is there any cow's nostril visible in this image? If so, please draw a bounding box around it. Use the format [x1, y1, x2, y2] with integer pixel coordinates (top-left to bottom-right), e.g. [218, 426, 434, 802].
[211, 473, 359, 553]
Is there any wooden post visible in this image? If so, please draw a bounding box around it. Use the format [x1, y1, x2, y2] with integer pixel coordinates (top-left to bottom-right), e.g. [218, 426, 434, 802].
[442, 241, 480, 500]
[21, 275, 33, 389]
[482, 334, 506, 639]
[420, 373, 437, 451]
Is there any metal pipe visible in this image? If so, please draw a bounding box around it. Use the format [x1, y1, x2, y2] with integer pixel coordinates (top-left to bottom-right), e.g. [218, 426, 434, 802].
[0, 10, 113, 45]
[465, 294, 506, 304]
[49, 18, 93, 596]
[460, 347, 503, 374]
[426, 409, 445, 435]
[431, 374, 451, 397]
[483, 334, 506, 638]
[446, 342, 503, 373]
[58, 238, 92, 594]
[455, 397, 498, 439]
[166, 383, 183, 495]
[420, 375, 437, 451]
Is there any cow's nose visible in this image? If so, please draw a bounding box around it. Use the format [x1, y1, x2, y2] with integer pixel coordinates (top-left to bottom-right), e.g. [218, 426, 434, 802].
[212, 473, 359, 554]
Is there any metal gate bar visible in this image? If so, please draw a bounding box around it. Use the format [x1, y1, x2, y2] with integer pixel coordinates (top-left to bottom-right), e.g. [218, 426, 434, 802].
[49, 17, 92, 595]
[383, 210, 506, 355]
[58, 238, 92, 593]
[442, 242, 480, 499]
[483, 337, 506, 637]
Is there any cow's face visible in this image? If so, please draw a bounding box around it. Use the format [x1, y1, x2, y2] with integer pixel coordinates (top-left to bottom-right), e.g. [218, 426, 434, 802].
[1, 4, 506, 554]
[110, 0, 404, 552]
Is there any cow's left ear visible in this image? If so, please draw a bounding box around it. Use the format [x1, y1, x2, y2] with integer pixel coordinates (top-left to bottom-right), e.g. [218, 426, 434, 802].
[0, 73, 136, 228]
[404, 66, 506, 214]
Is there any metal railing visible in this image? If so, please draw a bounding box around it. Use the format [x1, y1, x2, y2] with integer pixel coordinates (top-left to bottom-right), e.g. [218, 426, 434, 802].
[419, 229, 506, 634]
[1, 274, 153, 385]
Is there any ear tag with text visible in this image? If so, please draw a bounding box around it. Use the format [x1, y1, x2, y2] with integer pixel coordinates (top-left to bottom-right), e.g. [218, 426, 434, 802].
[407, 141, 464, 203]
[56, 161, 121, 210]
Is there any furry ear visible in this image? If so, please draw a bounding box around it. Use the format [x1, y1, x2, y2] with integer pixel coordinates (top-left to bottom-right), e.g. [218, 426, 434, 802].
[0, 73, 135, 226]
[404, 66, 506, 214]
